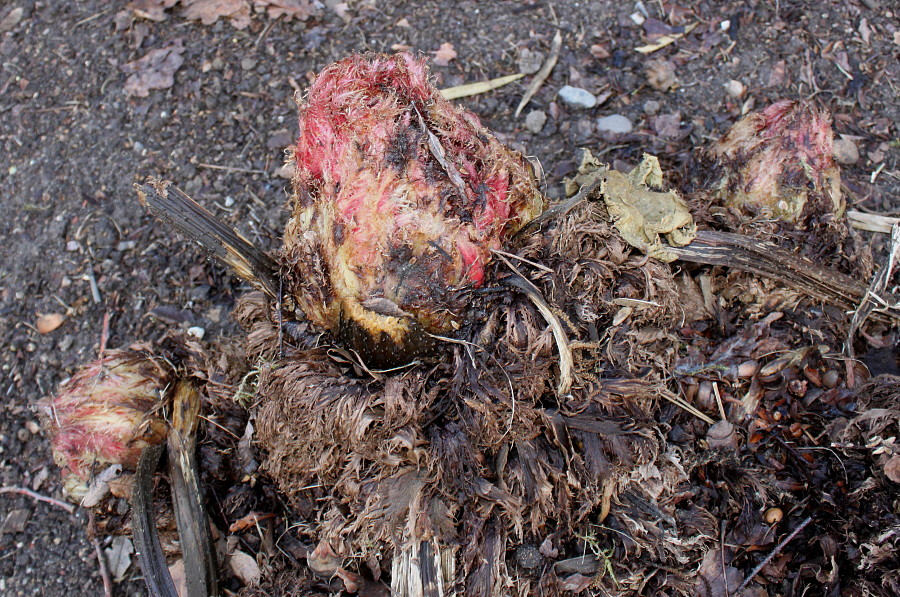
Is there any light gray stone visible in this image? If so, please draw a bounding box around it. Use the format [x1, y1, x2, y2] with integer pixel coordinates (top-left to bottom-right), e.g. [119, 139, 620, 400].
[524, 110, 547, 134]
[596, 114, 634, 134]
[558, 85, 597, 109]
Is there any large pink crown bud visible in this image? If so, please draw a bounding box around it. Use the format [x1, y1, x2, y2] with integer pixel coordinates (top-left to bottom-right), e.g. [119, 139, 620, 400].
[38, 350, 170, 501]
[702, 100, 843, 225]
[283, 53, 544, 366]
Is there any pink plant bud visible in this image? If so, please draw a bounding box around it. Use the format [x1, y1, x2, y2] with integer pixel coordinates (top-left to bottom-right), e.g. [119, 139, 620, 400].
[39, 350, 170, 499]
[704, 100, 843, 224]
[283, 53, 544, 364]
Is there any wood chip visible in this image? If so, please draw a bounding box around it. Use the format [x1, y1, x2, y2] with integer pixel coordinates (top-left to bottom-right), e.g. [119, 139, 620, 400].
[36, 313, 66, 334]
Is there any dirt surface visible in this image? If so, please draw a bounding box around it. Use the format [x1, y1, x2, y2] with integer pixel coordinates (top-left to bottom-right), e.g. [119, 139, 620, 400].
[1, 1, 898, 595]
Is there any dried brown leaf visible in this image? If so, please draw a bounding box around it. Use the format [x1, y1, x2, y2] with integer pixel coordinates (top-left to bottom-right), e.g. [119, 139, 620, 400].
[884, 455, 900, 484]
[129, 0, 178, 21]
[254, 0, 319, 21]
[695, 548, 743, 597]
[706, 420, 738, 450]
[432, 42, 457, 66]
[104, 536, 134, 582]
[645, 59, 677, 92]
[767, 60, 788, 87]
[652, 112, 682, 139]
[589, 43, 610, 59]
[36, 313, 65, 334]
[229, 549, 262, 585]
[182, 0, 250, 28]
[558, 572, 594, 592]
[121, 39, 185, 98]
[228, 511, 275, 532]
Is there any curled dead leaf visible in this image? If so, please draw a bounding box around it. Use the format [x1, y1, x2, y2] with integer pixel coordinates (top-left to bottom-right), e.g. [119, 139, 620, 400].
[229, 549, 262, 585]
[884, 454, 900, 484]
[182, 0, 251, 28]
[36, 313, 66, 334]
[121, 39, 185, 98]
[432, 42, 457, 66]
[706, 420, 738, 450]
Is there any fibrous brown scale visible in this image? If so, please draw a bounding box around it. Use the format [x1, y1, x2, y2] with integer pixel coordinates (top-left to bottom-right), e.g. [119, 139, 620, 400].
[244, 187, 692, 594]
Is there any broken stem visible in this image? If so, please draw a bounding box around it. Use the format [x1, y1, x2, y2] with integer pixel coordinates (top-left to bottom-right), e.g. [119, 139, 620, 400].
[736, 516, 813, 592]
[132, 444, 179, 597]
[0, 486, 76, 514]
[514, 29, 562, 118]
[167, 380, 219, 597]
[668, 230, 899, 326]
[136, 180, 279, 298]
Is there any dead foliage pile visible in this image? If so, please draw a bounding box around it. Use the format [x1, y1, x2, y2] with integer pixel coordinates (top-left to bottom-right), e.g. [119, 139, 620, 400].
[220, 166, 898, 595]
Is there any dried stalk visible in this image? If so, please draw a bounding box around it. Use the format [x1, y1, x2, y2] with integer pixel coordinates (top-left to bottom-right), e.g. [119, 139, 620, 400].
[136, 180, 279, 298]
[168, 380, 219, 597]
[514, 29, 562, 118]
[667, 230, 899, 326]
[132, 444, 179, 597]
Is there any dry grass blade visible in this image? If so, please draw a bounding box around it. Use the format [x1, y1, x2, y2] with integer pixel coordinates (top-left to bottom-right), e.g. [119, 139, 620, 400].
[440, 73, 524, 100]
[135, 180, 279, 298]
[514, 29, 562, 118]
[501, 269, 574, 396]
[847, 223, 900, 356]
[660, 389, 715, 425]
[847, 210, 900, 234]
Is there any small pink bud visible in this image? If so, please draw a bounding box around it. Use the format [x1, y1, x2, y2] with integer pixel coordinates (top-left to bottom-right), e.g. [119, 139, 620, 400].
[39, 350, 170, 500]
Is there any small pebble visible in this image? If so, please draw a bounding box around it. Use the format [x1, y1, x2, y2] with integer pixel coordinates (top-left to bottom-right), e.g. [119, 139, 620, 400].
[16, 428, 30, 443]
[643, 100, 661, 116]
[133, 141, 144, 153]
[822, 369, 840, 388]
[65, 240, 80, 252]
[515, 545, 543, 569]
[596, 114, 634, 134]
[516, 48, 544, 75]
[524, 110, 547, 134]
[724, 79, 746, 99]
[833, 138, 859, 165]
[224, 196, 235, 208]
[558, 85, 598, 109]
[241, 58, 258, 71]
[187, 326, 206, 340]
